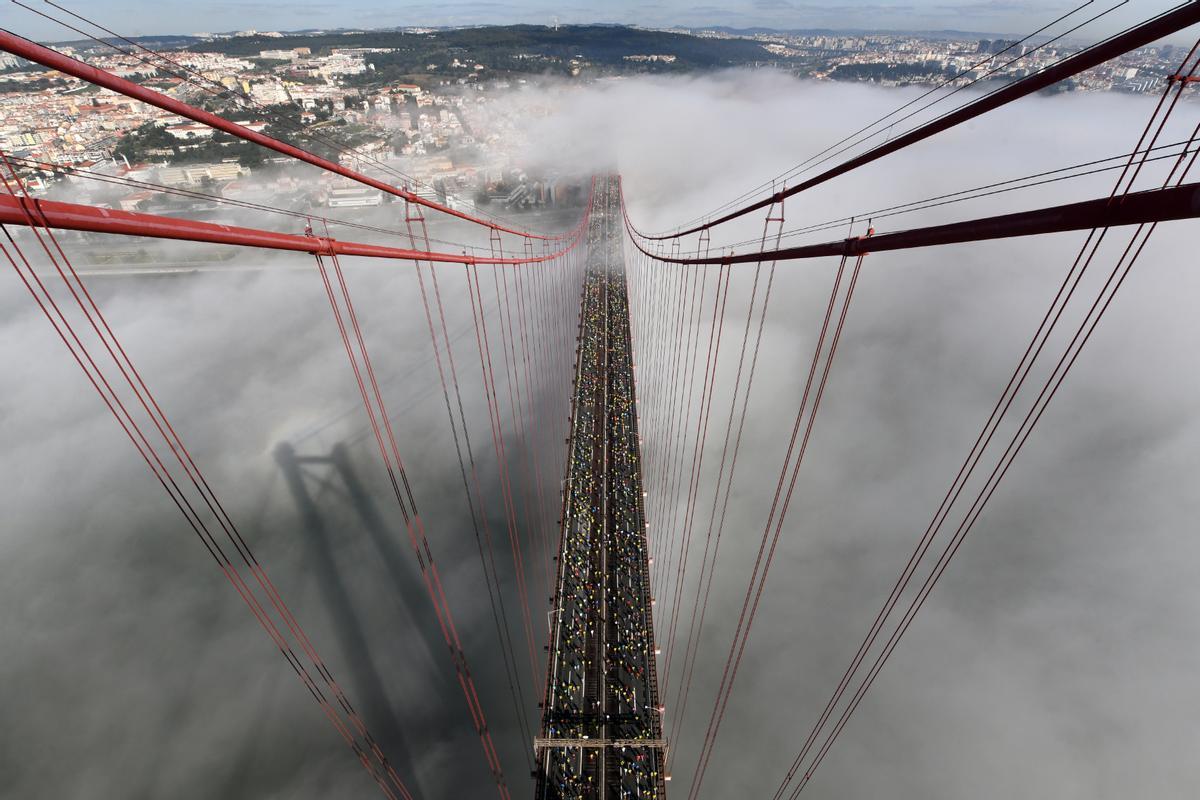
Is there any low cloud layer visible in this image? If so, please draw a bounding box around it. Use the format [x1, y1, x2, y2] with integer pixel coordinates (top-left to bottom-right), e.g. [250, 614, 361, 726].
[2, 69, 1199, 800]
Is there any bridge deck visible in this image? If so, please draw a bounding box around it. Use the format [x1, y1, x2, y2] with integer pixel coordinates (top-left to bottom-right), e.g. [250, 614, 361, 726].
[536, 176, 666, 799]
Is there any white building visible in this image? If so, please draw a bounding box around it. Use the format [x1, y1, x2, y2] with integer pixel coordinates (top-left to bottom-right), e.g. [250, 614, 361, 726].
[327, 185, 383, 207]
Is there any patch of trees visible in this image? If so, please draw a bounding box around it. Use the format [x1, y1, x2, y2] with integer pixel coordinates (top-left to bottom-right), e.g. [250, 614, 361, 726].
[0, 77, 65, 92]
[114, 121, 268, 168]
[1, 60, 48, 75]
[112, 101, 366, 167]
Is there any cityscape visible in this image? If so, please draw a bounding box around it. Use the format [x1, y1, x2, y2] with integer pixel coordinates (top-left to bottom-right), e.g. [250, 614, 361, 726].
[0, 24, 1184, 222]
[2, 3, 1200, 800]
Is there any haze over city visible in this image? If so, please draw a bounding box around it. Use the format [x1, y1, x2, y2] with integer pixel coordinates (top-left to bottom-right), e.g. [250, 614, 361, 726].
[2, 2, 1199, 799]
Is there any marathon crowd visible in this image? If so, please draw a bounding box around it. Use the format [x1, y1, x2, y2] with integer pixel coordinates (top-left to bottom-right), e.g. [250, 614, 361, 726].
[537, 178, 665, 799]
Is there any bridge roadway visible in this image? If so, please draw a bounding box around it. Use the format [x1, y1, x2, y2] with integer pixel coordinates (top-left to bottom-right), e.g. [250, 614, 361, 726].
[535, 176, 666, 799]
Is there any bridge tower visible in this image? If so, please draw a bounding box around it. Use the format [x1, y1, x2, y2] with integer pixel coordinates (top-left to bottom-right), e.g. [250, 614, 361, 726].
[534, 176, 667, 798]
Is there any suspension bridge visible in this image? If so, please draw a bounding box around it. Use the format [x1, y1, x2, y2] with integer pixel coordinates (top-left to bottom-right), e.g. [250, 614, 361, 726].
[3, 2, 1200, 798]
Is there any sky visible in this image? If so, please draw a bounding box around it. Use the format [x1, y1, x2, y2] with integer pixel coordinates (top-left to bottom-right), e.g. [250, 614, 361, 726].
[3, 61, 1200, 800]
[2, 0, 1187, 41]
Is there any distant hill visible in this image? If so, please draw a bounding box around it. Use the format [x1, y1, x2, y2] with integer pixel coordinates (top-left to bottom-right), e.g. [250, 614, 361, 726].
[49, 34, 204, 50]
[192, 24, 774, 74]
[694, 25, 1013, 40]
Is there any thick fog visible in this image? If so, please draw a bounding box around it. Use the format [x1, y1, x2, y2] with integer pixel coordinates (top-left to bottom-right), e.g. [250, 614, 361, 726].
[3, 70, 1199, 800]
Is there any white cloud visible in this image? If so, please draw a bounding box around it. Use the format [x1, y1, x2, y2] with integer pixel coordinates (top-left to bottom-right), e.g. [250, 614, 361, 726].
[2, 69, 1199, 798]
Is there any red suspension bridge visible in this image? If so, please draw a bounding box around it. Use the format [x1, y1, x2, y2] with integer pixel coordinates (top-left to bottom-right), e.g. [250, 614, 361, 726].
[3, 2, 1200, 797]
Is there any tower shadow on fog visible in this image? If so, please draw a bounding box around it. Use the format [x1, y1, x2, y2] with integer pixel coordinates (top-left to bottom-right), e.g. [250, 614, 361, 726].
[274, 440, 452, 796]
